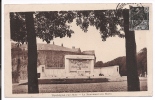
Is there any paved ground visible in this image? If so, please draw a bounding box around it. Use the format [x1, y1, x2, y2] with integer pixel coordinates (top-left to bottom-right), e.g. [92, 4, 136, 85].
[12, 80, 147, 94]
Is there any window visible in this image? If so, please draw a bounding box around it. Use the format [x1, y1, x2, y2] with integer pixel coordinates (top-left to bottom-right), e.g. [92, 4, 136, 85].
[117, 67, 118, 72]
[42, 67, 44, 72]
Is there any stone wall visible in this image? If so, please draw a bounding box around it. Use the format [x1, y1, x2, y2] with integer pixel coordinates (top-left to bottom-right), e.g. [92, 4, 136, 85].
[38, 50, 81, 69]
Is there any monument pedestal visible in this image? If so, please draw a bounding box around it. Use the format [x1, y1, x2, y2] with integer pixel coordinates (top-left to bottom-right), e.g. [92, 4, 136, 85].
[65, 55, 95, 78]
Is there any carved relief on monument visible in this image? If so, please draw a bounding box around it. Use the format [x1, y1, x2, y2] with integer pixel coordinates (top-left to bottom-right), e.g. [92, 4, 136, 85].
[69, 59, 91, 71]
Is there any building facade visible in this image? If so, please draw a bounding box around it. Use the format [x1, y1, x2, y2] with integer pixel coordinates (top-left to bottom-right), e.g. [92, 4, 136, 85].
[11, 43, 120, 83]
[11, 43, 96, 82]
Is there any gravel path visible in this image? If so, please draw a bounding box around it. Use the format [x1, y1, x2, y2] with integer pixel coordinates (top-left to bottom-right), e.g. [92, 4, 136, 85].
[12, 80, 147, 94]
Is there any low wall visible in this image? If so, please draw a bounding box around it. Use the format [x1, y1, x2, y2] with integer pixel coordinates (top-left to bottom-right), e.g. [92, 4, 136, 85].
[94, 66, 120, 77]
[37, 65, 120, 79]
[37, 65, 66, 78]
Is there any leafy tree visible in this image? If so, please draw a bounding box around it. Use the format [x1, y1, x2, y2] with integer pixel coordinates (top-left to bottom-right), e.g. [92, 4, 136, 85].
[10, 8, 141, 92]
[12, 71, 19, 83]
[74, 9, 140, 91]
[101, 48, 147, 76]
[94, 61, 104, 67]
[10, 11, 76, 93]
[137, 48, 147, 76]
[11, 44, 23, 83]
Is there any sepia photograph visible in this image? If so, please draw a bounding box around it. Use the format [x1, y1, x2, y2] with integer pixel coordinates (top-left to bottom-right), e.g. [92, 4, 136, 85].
[4, 3, 152, 97]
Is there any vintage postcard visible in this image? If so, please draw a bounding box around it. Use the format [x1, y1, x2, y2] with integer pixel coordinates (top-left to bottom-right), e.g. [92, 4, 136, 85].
[4, 3, 152, 97]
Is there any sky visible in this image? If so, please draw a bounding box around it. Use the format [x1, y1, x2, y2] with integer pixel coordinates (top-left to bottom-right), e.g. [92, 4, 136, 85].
[9, 3, 148, 63]
[37, 20, 147, 62]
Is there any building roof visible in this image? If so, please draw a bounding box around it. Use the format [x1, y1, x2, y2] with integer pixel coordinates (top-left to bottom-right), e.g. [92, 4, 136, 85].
[82, 50, 95, 55]
[37, 44, 81, 53]
[11, 43, 81, 53]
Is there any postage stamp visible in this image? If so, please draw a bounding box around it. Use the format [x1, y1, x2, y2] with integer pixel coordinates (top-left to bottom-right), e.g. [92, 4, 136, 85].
[129, 6, 149, 31]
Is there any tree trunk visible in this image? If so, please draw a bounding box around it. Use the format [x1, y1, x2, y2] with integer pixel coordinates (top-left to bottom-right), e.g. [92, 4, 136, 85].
[25, 12, 39, 93]
[123, 9, 140, 91]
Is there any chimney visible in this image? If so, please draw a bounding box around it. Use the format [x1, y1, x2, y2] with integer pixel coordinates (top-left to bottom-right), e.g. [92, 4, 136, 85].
[72, 46, 75, 49]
